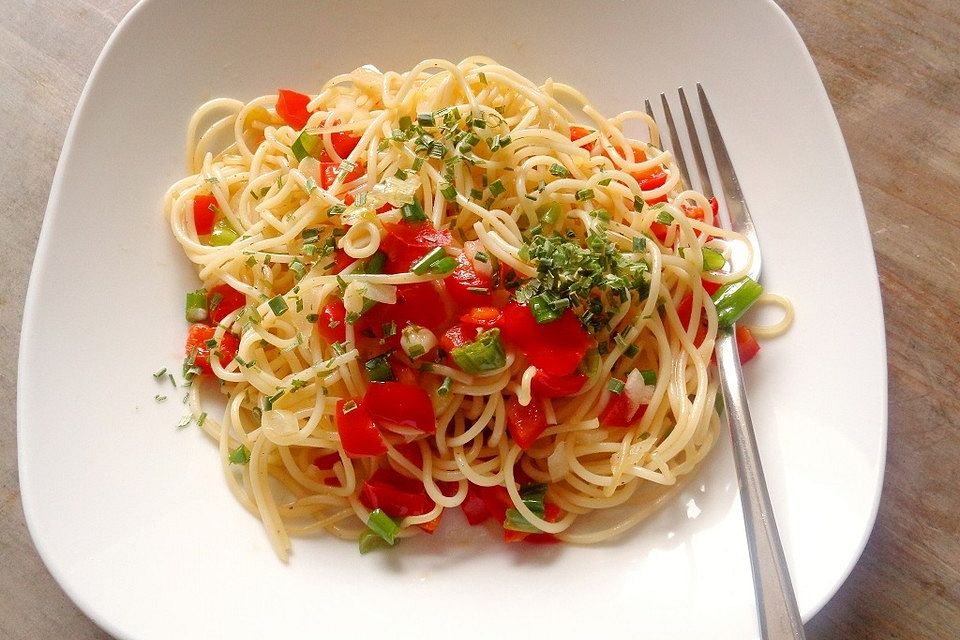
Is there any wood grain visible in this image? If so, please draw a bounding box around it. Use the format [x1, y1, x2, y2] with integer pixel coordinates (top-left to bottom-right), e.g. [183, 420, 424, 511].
[1, 1, 957, 638]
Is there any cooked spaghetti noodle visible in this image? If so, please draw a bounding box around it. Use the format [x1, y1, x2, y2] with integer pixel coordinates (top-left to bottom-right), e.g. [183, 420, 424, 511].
[164, 57, 791, 559]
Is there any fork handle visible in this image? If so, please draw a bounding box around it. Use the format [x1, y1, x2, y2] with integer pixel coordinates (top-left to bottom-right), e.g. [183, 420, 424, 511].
[715, 328, 807, 640]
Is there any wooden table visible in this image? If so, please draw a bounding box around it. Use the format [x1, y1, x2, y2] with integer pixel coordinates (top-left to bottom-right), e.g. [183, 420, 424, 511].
[1, 1, 957, 637]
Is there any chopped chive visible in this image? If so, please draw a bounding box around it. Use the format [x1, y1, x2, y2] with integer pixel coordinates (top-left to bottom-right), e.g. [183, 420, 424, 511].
[656, 210, 674, 225]
[632, 236, 646, 252]
[529, 294, 562, 324]
[401, 200, 427, 222]
[440, 183, 458, 202]
[197, 412, 207, 426]
[598, 177, 612, 186]
[398, 115, 412, 130]
[633, 196, 645, 212]
[363, 251, 387, 274]
[478, 72, 488, 84]
[364, 354, 395, 382]
[228, 444, 250, 464]
[438, 376, 453, 396]
[549, 163, 570, 178]
[342, 399, 358, 413]
[474, 251, 489, 263]
[381, 321, 397, 338]
[607, 378, 625, 394]
[411, 247, 452, 275]
[268, 295, 288, 316]
[575, 188, 594, 201]
[417, 112, 435, 127]
[589, 208, 611, 222]
[153, 367, 167, 379]
[470, 187, 484, 200]
[406, 344, 425, 358]
[640, 369, 657, 385]
[411, 157, 424, 171]
[536, 202, 562, 225]
[366, 509, 400, 545]
[176, 415, 192, 429]
[488, 179, 506, 197]
[154, 394, 167, 402]
[331, 341, 347, 356]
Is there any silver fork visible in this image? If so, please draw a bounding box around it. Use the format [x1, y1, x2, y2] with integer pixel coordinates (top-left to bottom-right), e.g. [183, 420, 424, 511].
[645, 87, 807, 640]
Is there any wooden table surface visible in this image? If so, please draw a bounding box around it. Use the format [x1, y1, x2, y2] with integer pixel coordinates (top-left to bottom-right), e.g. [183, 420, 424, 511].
[2, 1, 957, 638]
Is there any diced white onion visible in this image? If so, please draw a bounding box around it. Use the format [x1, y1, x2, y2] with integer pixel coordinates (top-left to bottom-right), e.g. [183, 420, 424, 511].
[261, 409, 299, 445]
[463, 239, 494, 276]
[547, 440, 569, 481]
[400, 324, 437, 360]
[624, 369, 655, 419]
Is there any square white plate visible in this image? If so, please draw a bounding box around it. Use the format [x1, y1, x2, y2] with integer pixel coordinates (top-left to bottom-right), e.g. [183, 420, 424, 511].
[18, 1, 886, 638]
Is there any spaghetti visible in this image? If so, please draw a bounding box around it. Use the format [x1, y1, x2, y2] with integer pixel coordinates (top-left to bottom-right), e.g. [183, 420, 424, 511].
[164, 57, 791, 559]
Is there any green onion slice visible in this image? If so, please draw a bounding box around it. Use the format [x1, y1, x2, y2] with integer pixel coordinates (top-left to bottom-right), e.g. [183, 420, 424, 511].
[209, 218, 239, 246]
[185, 289, 208, 322]
[701, 247, 726, 272]
[364, 354, 395, 382]
[291, 131, 320, 161]
[450, 329, 506, 374]
[366, 509, 400, 545]
[712, 276, 763, 328]
[503, 483, 548, 533]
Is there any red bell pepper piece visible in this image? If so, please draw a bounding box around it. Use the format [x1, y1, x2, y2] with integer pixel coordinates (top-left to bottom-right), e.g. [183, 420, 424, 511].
[531, 370, 587, 398]
[569, 125, 594, 148]
[319, 161, 365, 189]
[359, 467, 434, 518]
[459, 306, 502, 328]
[445, 252, 494, 307]
[461, 483, 491, 525]
[276, 89, 312, 130]
[185, 324, 239, 374]
[440, 323, 474, 353]
[735, 325, 761, 364]
[316, 299, 347, 343]
[331, 130, 361, 159]
[598, 393, 647, 428]
[363, 382, 437, 434]
[335, 398, 387, 458]
[207, 284, 245, 325]
[379, 222, 453, 273]
[506, 396, 548, 450]
[497, 302, 592, 377]
[192, 194, 217, 235]
[417, 511, 443, 534]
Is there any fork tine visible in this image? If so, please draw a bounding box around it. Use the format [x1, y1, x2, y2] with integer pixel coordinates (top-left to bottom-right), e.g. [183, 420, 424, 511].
[659, 92, 689, 186]
[678, 87, 714, 198]
[644, 98, 661, 148]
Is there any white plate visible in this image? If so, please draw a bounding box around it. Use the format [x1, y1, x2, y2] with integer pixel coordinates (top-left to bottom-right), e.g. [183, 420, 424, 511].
[18, 1, 886, 638]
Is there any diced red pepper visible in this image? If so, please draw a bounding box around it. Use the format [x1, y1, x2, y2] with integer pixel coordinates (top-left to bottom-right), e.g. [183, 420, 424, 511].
[531, 370, 587, 398]
[459, 306, 502, 328]
[276, 89, 312, 130]
[185, 324, 239, 374]
[316, 299, 347, 343]
[379, 222, 453, 273]
[445, 252, 494, 307]
[638, 168, 668, 191]
[331, 249, 356, 274]
[207, 284, 245, 325]
[359, 467, 432, 517]
[393, 441, 423, 469]
[363, 382, 437, 434]
[506, 396, 548, 450]
[735, 325, 761, 364]
[440, 323, 474, 353]
[313, 453, 340, 470]
[335, 398, 387, 458]
[359, 282, 450, 347]
[478, 484, 512, 524]
[417, 511, 443, 534]
[461, 483, 491, 525]
[598, 393, 647, 428]
[569, 125, 594, 148]
[359, 467, 433, 518]
[192, 194, 217, 235]
[331, 130, 361, 159]
[320, 161, 365, 189]
[497, 302, 592, 377]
